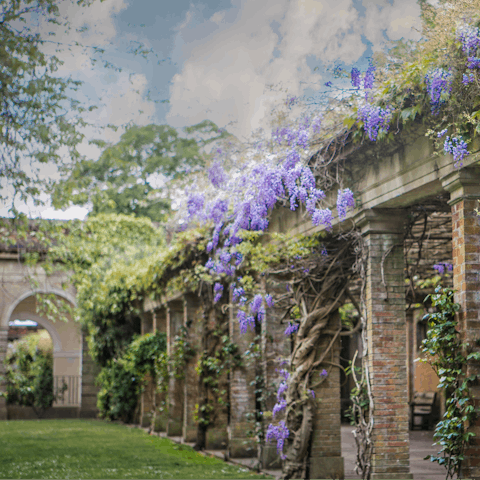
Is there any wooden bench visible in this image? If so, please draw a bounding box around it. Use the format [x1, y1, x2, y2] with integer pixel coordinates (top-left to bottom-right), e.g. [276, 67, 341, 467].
[410, 391, 436, 430]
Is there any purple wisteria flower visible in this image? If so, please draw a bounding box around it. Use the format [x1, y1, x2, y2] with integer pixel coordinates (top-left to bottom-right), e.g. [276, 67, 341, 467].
[320, 369, 328, 378]
[463, 73, 476, 85]
[425, 68, 453, 115]
[312, 208, 333, 230]
[277, 381, 288, 400]
[187, 193, 204, 217]
[250, 294, 263, 314]
[437, 129, 448, 138]
[266, 421, 289, 459]
[358, 104, 392, 141]
[272, 400, 287, 417]
[237, 310, 255, 334]
[458, 24, 480, 56]
[363, 63, 376, 100]
[265, 294, 274, 308]
[208, 161, 228, 188]
[232, 286, 245, 302]
[279, 369, 290, 381]
[284, 322, 299, 336]
[433, 262, 453, 275]
[312, 116, 322, 134]
[444, 135, 469, 167]
[213, 283, 223, 303]
[337, 188, 355, 220]
[285, 95, 297, 108]
[307, 389, 315, 398]
[467, 57, 480, 69]
[351, 67, 361, 88]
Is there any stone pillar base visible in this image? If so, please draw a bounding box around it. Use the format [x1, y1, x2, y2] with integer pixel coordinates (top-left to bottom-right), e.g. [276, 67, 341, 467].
[371, 474, 413, 480]
[228, 438, 256, 458]
[167, 419, 183, 437]
[309, 456, 344, 480]
[183, 425, 197, 443]
[206, 427, 228, 449]
[261, 445, 281, 469]
[0, 397, 7, 421]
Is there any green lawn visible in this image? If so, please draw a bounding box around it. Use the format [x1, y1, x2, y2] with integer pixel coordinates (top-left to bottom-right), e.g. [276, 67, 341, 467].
[0, 419, 271, 479]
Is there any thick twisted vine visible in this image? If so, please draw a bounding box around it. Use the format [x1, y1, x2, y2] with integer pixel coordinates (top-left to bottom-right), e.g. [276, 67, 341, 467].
[269, 237, 357, 479]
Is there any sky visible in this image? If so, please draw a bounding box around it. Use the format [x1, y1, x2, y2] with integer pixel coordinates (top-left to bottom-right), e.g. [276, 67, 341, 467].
[1, 0, 425, 220]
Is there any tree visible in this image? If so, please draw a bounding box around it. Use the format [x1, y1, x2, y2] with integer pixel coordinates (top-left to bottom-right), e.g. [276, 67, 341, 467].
[0, 0, 100, 213]
[53, 120, 231, 222]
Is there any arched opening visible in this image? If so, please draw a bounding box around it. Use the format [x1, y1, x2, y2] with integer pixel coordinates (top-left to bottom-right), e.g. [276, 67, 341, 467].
[5, 293, 82, 413]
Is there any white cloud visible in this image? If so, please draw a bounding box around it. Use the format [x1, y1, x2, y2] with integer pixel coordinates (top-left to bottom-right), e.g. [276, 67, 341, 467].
[167, 0, 422, 138]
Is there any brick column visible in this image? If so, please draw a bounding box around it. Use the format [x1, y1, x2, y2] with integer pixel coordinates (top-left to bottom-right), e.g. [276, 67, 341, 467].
[228, 300, 257, 458]
[79, 330, 100, 418]
[308, 311, 344, 479]
[154, 307, 168, 432]
[356, 209, 413, 480]
[443, 167, 480, 477]
[183, 294, 201, 443]
[167, 300, 184, 437]
[140, 311, 155, 427]
[0, 326, 7, 420]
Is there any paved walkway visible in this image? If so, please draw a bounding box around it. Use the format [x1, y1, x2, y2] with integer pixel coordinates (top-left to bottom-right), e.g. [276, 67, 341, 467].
[151, 425, 450, 479]
[341, 426, 448, 480]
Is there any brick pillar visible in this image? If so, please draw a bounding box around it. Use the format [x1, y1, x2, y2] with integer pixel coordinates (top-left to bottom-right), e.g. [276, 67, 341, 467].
[154, 307, 168, 432]
[205, 302, 229, 451]
[140, 311, 155, 427]
[228, 300, 257, 458]
[167, 300, 184, 437]
[308, 311, 344, 479]
[0, 326, 7, 420]
[183, 294, 201, 443]
[262, 278, 292, 468]
[443, 167, 480, 477]
[356, 209, 413, 480]
[79, 330, 100, 418]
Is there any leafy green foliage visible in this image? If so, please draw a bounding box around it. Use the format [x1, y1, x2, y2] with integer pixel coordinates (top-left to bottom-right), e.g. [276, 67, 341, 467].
[0, 0, 98, 211]
[421, 287, 480, 479]
[53, 121, 230, 221]
[96, 331, 167, 422]
[2, 331, 63, 417]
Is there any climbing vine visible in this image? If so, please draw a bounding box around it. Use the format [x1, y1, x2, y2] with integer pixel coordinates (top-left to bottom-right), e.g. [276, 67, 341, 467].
[421, 287, 480, 479]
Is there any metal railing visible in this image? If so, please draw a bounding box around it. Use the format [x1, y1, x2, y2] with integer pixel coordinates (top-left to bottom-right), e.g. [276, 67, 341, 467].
[53, 375, 81, 406]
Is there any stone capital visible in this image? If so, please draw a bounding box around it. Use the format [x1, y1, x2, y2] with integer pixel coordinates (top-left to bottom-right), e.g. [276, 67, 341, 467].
[353, 208, 407, 236]
[441, 166, 480, 206]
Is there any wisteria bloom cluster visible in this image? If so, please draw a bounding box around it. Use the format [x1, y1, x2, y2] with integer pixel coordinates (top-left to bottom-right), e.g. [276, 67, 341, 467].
[266, 421, 290, 459]
[358, 104, 392, 142]
[443, 135, 469, 167]
[433, 262, 453, 275]
[267, 369, 291, 458]
[425, 68, 452, 115]
[458, 24, 480, 74]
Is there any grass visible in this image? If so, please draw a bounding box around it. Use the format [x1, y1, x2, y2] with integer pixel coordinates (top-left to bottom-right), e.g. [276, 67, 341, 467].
[0, 419, 271, 479]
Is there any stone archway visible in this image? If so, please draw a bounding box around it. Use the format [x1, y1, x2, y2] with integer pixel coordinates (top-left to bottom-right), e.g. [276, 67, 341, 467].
[1, 288, 83, 417]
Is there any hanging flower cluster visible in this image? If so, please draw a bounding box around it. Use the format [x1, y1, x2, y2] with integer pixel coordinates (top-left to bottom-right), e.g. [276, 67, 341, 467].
[433, 262, 453, 275]
[266, 421, 290, 459]
[458, 24, 480, 56]
[358, 104, 392, 142]
[267, 368, 291, 458]
[213, 282, 224, 303]
[425, 68, 453, 115]
[444, 135, 469, 167]
[337, 188, 355, 220]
